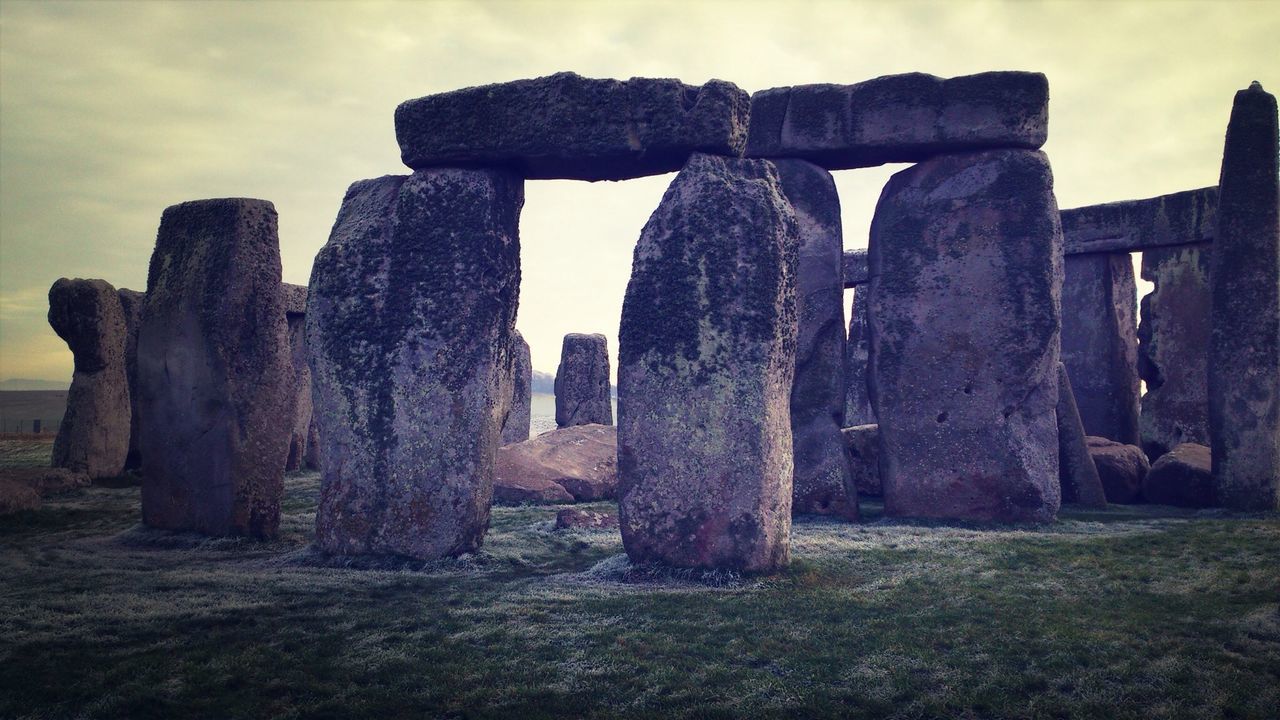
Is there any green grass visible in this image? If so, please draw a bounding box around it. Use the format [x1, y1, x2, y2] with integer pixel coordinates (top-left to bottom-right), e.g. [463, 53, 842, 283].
[1, 474, 1277, 719]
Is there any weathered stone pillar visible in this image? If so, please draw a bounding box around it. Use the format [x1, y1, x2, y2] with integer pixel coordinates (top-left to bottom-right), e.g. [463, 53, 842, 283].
[1060, 253, 1140, 445]
[116, 287, 145, 471]
[137, 199, 292, 539]
[555, 333, 612, 427]
[1209, 82, 1280, 511]
[775, 158, 857, 520]
[309, 170, 522, 559]
[1055, 363, 1107, 508]
[845, 284, 874, 427]
[282, 283, 311, 471]
[47, 278, 130, 480]
[618, 153, 798, 573]
[501, 331, 533, 445]
[869, 149, 1062, 523]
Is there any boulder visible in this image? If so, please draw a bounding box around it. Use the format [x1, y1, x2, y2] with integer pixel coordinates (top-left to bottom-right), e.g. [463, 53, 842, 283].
[47, 278, 131, 480]
[501, 331, 532, 445]
[555, 333, 613, 428]
[746, 71, 1048, 169]
[1086, 436, 1150, 504]
[308, 171, 522, 559]
[283, 283, 311, 471]
[495, 424, 617, 503]
[1143, 442, 1214, 508]
[117, 288, 145, 471]
[494, 474, 574, 505]
[555, 508, 619, 530]
[1055, 363, 1107, 508]
[0, 467, 90, 497]
[618, 153, 798, 574]
[868, 149, 1062, 523]
[395, 72, 750, 181]
[844, 284, 874, 427]
[137, 198, 292, 539]
[0, 479, 39, 514]
[841, 424, 881, 497]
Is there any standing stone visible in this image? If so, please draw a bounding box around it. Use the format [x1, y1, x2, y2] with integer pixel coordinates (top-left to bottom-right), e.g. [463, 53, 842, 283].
[282, 283, 311, 471]
[47, 278, 130, 480]
[309, 170, 522, 559]
[501, 331, 533, 445]
[1060, 253, 1140, 445]
[303, 417, 321, 471]
[776, 158, 858, 520]
[845, 284, 874, 426]
[137, 199, 292, 539]
[841, 424, 881, 497]
[1138, 244, 1212, 459]
[116, 288, 145, 471]
[1209, 82, 1280, 511]
[618, 153, 798, 573]
[1056, 363, 1108, 508]
[868, 149, 1062, 523]
[555, 333, 612, 427]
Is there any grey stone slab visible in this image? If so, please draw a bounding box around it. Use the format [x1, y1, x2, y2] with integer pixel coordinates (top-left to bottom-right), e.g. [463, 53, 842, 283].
[1060, 187, 1217, 255]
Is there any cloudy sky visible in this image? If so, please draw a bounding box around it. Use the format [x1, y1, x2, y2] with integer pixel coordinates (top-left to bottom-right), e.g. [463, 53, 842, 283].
[1, 0, 1276, 383]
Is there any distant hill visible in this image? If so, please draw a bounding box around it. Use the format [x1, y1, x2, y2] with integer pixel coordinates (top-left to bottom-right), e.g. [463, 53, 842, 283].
[0, 378, 68, 391]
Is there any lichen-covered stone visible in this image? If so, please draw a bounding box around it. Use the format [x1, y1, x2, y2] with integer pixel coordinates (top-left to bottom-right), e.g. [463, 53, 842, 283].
[282, 283, 311, 472]
[868, 149, 1062, 523]
[137, 199, 292, 539]
[1086, 436, 1149, 504]
[776, 159, 857, 520]
[308, 170, 522, 559]
[501, 331, 533, 445]
[555, 333, 612, 428]
[1060, 186, 1217, 256]
[47, 278, 130, 480]
[841, 424, 881, 497]
[395, 72, 750, 181]
[1056, 363, 1107, 508]
[843, 249, 869, 287]
[1143, 442, 1213, 508]
[618, 153, 798, 573]
[1208, 82, 1280, 511]
[746, 72, 1048, 169]
[1060, 253, 1140, 445]
[117, 288, 144, 471]
[844, 284, 874, 427]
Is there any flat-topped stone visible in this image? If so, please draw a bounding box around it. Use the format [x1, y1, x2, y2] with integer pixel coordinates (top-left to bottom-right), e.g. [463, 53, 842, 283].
[395, 72, 750, 181]
[842, 249, 869, 287]
[555, 333, 612, 428]
[746, 71, 1048, 169]
[1060, 187, 1217, 256]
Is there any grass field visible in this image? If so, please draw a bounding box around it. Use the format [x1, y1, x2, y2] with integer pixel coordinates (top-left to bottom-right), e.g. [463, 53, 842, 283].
[1, 472, 1277, 719]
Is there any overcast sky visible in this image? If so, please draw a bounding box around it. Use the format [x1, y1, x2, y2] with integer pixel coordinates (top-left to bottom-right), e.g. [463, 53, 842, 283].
[1, 0, 1276, 383]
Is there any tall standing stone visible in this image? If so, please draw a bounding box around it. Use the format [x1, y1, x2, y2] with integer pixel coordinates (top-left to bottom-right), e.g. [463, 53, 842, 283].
[47, 278, 130, 480]
[1056, 363, 1108, 508]
[845, 284, 874, 427]
[502, 330, 533, 445]
[282, 283, 311, 471]
[309, 170, 522, 559]
[1209, 82, 1280, 511]
[555, 333, 613, 427]
[618, 153, 798, 573]
[137, 199, 292, 539]
[116, 288, 145, 470]
[1060, 253, 1140, 445]
[775, 158, 858, 520]
[869, 149, 1062, 523]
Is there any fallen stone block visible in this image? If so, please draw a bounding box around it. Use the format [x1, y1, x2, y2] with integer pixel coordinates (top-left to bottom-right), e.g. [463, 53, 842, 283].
[1086, 436, 1150, 504]
[1143, 442, 1213, 508]
[495, 424, 617, 503]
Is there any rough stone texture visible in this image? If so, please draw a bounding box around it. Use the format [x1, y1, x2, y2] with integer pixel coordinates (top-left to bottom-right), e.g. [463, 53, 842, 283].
[1139, 244, 1212, 459]
[1056, 363, 1107, 508]
[555, 508, 619, 530]
[555, 333, 613, 428]
[495, 424, 617, 503]
[868, 149, 1062, 523]
[746, 72, 1048, 170]
[841, 424, 881, 497]
[117, 288, 145, 471]
[303, 417, 321, 471]
[0, 478, 40, 514]
[1144, 442, 1214, 508]
[844, 284, 874, 427]
[843, 249, 869, 287]
[1209, 82, 1280, 511]
[47, 278, 130, 480]
[395, 72, 750, 181]
[1085, 437, 1150, 504]
[1060, 253, 1140, 445]
[776, 159, 857, 520]
[0, 467, 91, 498]
[1060, 187, 1218, 256]
[501, 331, 532, 445]
[137, 198, 292, 539]
[308, 171, 522, 559]
[494, 474, 574, 505]
[283, 283, 311, 472]
[618, 153, 798, 573]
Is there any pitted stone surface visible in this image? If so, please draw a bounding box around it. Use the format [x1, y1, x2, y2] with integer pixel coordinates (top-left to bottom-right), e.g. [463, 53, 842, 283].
[496, 424, 617, 503]
[308, 170, 522, 559]
[844, 284, 874, 427]
[1056, 363, 1107, 508]
[1060, 187, 1218, 256]
[116, 287, 145, 471]
[555, 333, 613, 428]
[1086, 436, 1149, 504]
[843, 249, 869, 287]
[776, 159, 857, 520]
[841, 424, 881, 497]
[618, 153, 798, 574]
[746, 71, 1048, 169]
[395, 72, 750, 181]
[501, 331, 533, 445]
[48, 278, 130, 480]
[137, 199, 291, 539]
[283, 283, 312, 472]
[1144, 442, 1214, 508]
[868, 149, 1062, 523]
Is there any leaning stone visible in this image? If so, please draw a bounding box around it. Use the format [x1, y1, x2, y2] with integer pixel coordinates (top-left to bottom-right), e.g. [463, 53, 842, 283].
[618, 153, 798, 573]
[776, 158, 857, 520]
[1209, 82, 1280, 511]
[117, 288, 144, 471]
[395, 72, 750, 181]
[137, 198, 292, 539]
[1085, 436, 1149, 504]
[555, 333, 613, 427]
[868, 149, 1062, 523]
[555, 508, 619, 530]
[282, 283, 311, 472]
[501, 331, 533, 445]
[48, 278, 130, 481]
[746, 71, 1048, 169]
[844, 284, 874, 427]
[1060, 187, 1217, 256]
[309, 171, 522, 559]
[1143, 442, 1213, 508]
[495, 424, 617, 502]
[1056, 363, 1107, 508]
[840, 424, 881, 497]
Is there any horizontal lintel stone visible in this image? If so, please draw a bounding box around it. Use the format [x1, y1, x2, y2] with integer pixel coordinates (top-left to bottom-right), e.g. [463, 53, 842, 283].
[1061, 186, 1218, 256]
[843, 250, 868, 287]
